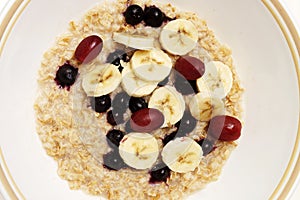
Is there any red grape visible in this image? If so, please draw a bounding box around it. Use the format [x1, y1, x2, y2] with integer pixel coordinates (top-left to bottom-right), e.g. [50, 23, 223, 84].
[130, 108, 164, 132]
[175, 56, 205, 80]
[74, 35, 103, 64]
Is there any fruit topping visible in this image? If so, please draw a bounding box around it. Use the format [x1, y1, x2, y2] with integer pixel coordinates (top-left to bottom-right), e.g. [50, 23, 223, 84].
[54, 63, 78, 89]
[106, 129, 126, 148]
[119, 133, 159, 170]
[106, 49, 130, 66]
[175, 110, 197, 134]
[124, 5, 144, 26]
[124, 120, 133, 133]
[130, 108, 164, 132]
[112, 92, 130, 113]
[129, 97, 148, 113]
[158, 75, 169, 87]
[149, 163, 171, 183]
[144, 6, 165, 27]
[175, 56, 205, 80]
[198, 139, 214, 156]
[162, 130, 186, 145]
[174, 73, 197, 95]
[90, 95, 111, 113]
[106, 110, 125, 126]
[74, 35, 103, 64]
[103, 150, 127, 171]
[207, 115, 242, 141]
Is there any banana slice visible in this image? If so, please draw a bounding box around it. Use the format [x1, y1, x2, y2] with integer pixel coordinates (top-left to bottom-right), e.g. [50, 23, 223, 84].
[189, 93, 225, 121]
[162, 137, 203, 173]
[131, 49, 172, 82]
[121, 62, 158, 97]
[148, 86, 185, 127]
[160, 19, 198, 55]
[82, 64, 121, 97]
[119, 132, 159, 170]
[196, 61, 233, 99]
[113, 32, 155, 50]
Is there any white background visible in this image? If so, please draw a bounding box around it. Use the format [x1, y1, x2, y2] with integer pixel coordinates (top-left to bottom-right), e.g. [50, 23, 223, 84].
[0, 0, 299, 199]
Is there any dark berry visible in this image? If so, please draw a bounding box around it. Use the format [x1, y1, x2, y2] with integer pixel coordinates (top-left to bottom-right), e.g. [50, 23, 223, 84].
[162, 130, 186, 145]
[175, 110, 197, 134]
[107, 110, 125, 126]
[149, 163, 171, 183]
[103, 151, 127, 171]
[106, 49, 130, 66]
[129, 97, 148, 113]
[112, 92, 130, 113]
[144, 6, 165, 27]
[124, 121, 133, 133]
[158, 75, 169, 87]
[124, 5, 144, 26]
[54, 63, 78, 89]
[106, 129, 125, 148]
[198, 139, 214, 156]
[90, 95, 111, 113]
[174, 72, 197, 95]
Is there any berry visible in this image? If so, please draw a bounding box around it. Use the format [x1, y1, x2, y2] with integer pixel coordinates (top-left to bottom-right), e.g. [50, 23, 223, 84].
[90, 95, 111, 113]
[129, 97, 148, 113]
[124, 121, 133, 133]
[144, 6, 165, 27]
[198, 139, 214, 156]
[162, 130, 186, 145]
[74, 35, 103, 64]
[112, 92, 130, 113]
[175, 56, 205, 80]
[103, 151, 127, 171]
[124, 5, 144, 26]
[106, 110, 125, 126]
[130, 108, 164, 132]
[174, 73, 197, 95]
[158, 75, 169, 87]
[106, 129, 125, 148]
[55, 63, 78, 89]
[149, 163, 171, 183]
[175, 110, 197, 134]
[106, 49, 130, 66]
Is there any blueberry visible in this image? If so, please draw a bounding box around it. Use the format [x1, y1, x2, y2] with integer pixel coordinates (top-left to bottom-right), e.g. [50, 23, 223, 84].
[149, 163, 171, 183]
[144, 6, 165, 27]
[174, 72, 197, 95]
[106, 49, 130, 66]
[54, 63, 78, 89]
[162, 130, 186, 145]
[198, 139, 214, 156]
[175, 110, 197, 134]
[106, 110, 125, 126]
[124, 5, 144, 26]
[103, 151, 127, 171]
[90, 95, 111, 113]
[124, 121, 133, 133]
[106, 129, 125, 148]
[129, 97, 148, 113]
[112, 92, 130, 113]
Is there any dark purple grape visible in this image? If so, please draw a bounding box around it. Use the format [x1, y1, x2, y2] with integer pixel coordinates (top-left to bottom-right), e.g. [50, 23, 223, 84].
[112, 92, 130, 113]
[144, 6, 165, 27]
[198, 139, 214, 156]
[106, 129, 125, 148]
[149, 163, 171, 183]
[54, 63, 78, 89]
[90, 95, 111, 113]
[129, 97, 148, 113]
[124, 5, 144, 26]
[106, 110, 125, 126]
[175, 110, 197, 134]
[174, 72, 197, 95]
[158, 75, 169, 87]
[103, 151, 127, 171]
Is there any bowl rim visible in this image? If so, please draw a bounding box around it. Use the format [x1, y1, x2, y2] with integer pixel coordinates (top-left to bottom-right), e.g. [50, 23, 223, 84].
[0, 0, 299, 199]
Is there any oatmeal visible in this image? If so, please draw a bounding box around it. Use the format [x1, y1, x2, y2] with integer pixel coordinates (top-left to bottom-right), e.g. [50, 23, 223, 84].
[34, 0, 244, 199]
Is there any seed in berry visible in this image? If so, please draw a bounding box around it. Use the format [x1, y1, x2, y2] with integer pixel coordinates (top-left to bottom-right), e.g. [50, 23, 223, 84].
[174, 72, 197, 95]
[130, 108, 164, 132]
[90, 95, 111, 113]
[175, 110, 197, 134]
[175, 56, 205, 80]
[103, 151, 127, 171]
[124, 5, 144, 26]
[208, 115, 242, 141]
[54, 63, 78, 89]
[198, 139, 214, 156]
[74, 35, 103, 64]
[149, 163, 171, 183]
[144, 6, 165, 27]
[106, 129, 125, 148]
[112, 92, 130, 113]
[129, 97, 148, 113]
[106, 110, 125, 126]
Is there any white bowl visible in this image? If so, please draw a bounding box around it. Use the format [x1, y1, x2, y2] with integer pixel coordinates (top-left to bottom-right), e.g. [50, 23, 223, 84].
[0, 0, 299, 199]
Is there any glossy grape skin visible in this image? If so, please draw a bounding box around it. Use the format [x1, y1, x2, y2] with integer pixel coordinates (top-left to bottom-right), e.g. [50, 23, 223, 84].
[175, 56, 205, 80]
[90, 95, 111, 113]
[124, 5, 144, 26]
[106, 129, 125, 148]
[175, 110, 197, 135]
[106, 110, 125, 126]
[54, 63, 78, 89]
[103, 151, 127, 171]
[144, 6, 165, 27]
[208, 115, 242, 141]
[112, 92, 130, 113]
[174, 73, 198, 95]
[129, 97, 148, 113]
[130, 108, 164, 132]
[149, 163, 171, 183]
[74, 35, 103, 64]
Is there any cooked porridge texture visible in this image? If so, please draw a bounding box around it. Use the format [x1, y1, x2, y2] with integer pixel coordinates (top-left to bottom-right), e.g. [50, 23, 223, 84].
[34, 0, 244, 199]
